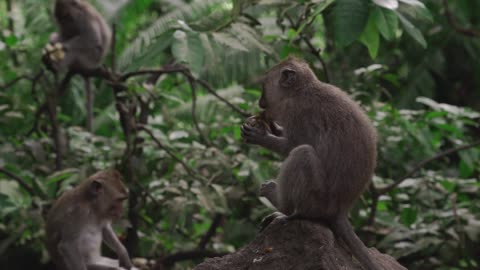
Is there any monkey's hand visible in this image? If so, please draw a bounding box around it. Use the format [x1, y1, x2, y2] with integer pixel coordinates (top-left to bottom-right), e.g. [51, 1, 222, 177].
[241, 122, 289, 155]
[241, 121, 273, 145]
[42, 42, 66, 72]
[119, 257, 133, 270]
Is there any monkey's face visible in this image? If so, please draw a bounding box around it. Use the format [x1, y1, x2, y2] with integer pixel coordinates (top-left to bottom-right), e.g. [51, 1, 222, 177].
[259, 66, 298, 121]
[89, 171, 129, 219]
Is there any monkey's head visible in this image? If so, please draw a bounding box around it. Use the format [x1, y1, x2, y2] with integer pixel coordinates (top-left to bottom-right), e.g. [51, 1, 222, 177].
[86, 170, 129, 219]
[259, 57, 317, 120]
[55, 0, 85, 17]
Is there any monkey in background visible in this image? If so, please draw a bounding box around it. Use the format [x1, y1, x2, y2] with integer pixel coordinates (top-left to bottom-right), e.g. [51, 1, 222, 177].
[241, 58, 382, 270]
[45, 170, 136, 270]
[43, 0, 112, 132]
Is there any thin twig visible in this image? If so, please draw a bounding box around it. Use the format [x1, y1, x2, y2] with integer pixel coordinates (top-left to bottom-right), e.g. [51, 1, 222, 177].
[137, 125, 207, 182]
[120, 66, 187, 81]
[378, 140, 480, 194]
[196, 79, 251, 117]
[0, 168, 43, 198]
[301, 35, 330, 83]
[0, 75, 30, 91]
[120, 66, 250, 117]
[198, 213, 224, 249]
[443, 0, 480, 38]
[5, 0, 18, 65]
[183, 72, 211, 146]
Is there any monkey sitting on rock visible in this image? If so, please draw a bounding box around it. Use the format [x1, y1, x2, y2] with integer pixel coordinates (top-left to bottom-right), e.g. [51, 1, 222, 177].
[241, 58, 382, 270]
[45, 170, 138, 270]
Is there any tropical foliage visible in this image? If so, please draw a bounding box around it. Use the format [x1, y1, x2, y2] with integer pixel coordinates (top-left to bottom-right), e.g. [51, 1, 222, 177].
[1, 0, 479, 269]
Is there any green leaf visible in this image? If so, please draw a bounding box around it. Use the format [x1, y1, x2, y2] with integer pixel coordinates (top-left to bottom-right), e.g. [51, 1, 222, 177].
[333, 0, 370, 47]
[400, 207, 417, 225]
[171, 30, 205, 75]
[373, 7, 398, 40]
[359, 12, 380, 59]
[397, 12, 427, 48]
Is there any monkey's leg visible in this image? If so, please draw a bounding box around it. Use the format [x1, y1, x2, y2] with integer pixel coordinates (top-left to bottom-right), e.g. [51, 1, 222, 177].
[277, 144, 326, 219]
[58, 240, 88, 270]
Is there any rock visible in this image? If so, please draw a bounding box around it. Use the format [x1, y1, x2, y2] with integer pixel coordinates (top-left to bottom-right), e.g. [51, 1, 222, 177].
[194, 218, 406, 270]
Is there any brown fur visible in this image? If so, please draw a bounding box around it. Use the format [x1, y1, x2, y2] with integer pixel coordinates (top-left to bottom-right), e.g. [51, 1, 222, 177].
[45, 169, 133, 270]
[46, 0, 111, 73]
[241, 58, 381, 270]
[43, 0, 111, 132]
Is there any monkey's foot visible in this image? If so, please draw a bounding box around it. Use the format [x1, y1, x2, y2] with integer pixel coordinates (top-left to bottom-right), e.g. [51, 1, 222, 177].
[259, 212, 286, 232]
[259, 180, 276, 197]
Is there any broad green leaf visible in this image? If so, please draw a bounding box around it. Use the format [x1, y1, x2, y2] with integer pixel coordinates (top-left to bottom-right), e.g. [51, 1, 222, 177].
[400, 207, 417, 225]
[399, 0, 433, 22]
[333, 0, 370, 47]
[171, 30, 205, 75]
[211, 32, 248, 51]
[373, 7, 398, 40]
[372, 0, 398, 10]
[397, 12, 426, 48]
[360, 12, 380, 59]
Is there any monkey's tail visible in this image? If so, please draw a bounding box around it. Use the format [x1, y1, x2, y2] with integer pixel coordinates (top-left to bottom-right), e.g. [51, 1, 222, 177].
[331, 216, 383, 270]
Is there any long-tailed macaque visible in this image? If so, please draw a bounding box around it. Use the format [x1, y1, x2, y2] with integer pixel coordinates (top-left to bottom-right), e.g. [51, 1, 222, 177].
[45, 170, 135, 270]
[241, 58, 382, 270]
[43, 0, 112, 132]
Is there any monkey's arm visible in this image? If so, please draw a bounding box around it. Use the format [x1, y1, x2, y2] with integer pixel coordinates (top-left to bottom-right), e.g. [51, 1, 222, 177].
[102, 225, 133, 269]
[241, 124, 290, 156]
[58, 239, 88, 270]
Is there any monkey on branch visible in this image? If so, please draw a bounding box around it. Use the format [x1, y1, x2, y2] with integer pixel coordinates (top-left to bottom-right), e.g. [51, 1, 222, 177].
[241, 58, 384, 270]
[42, 0, 112, 132]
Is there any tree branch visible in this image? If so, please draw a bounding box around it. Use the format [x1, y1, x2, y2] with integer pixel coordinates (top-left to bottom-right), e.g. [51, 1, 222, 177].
[0, 168, 45, 198]
[378, 140, 480, 194]
[198, 213, 224, 250]
[443, 0, 480, 38]
[137, 124, 207, 182]
[5, 0, 19, 65]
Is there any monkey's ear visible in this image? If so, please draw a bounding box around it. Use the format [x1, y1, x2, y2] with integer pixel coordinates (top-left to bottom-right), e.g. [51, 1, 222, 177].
[90, 180, 103, 196]
[280, 68, 297, 88]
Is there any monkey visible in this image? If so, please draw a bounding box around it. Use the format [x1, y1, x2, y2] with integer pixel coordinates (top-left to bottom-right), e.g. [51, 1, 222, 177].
[45, 169, 136, 270]
[42, 0, 112, 132]
[241, 58, 382, 270]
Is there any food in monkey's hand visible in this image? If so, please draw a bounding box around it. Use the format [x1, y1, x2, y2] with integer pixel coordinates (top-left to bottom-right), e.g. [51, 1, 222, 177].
[244, 112, 272, 135]
[42, 42, 66, 71]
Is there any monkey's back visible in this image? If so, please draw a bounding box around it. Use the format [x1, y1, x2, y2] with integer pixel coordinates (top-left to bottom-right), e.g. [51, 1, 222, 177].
[45, 189, 90, 270]
[283, 82, 377, 215]
[54, 0, 112, 63]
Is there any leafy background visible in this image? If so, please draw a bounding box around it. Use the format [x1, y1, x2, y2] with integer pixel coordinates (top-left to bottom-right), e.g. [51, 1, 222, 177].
[0, 0, 479, 269]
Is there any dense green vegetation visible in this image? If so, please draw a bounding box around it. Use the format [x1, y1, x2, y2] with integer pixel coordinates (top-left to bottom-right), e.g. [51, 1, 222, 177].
[1, 0, 479, 269]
